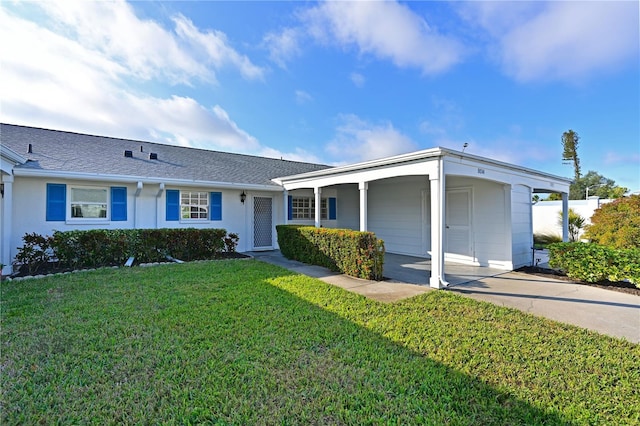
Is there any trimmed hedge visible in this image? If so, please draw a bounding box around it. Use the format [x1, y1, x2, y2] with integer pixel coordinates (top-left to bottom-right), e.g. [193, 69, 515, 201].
[276, 225, 385, 280]
[548, 242, 640, 287]
[14, 228, 237, 273]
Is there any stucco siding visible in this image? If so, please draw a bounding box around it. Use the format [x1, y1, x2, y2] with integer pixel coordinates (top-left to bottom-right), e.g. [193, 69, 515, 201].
[9, 177, 264, 263]
[336, 184, 359, 231]
[368, 176, 428, 256]
[447, 177, 510, 268]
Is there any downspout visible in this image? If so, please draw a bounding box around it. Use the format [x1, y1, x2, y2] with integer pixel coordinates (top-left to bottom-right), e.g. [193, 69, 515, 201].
[156, 183, 165, 229]
[134, 181, 143, 229]
[438, 157, 450, 287]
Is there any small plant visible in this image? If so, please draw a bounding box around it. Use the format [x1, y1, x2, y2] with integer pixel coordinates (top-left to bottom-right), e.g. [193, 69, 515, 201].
[533, 232, 562, 248]
[557, 208, 586, 242]
[13, 232, 54, 275]
[224, 233, 239, 253]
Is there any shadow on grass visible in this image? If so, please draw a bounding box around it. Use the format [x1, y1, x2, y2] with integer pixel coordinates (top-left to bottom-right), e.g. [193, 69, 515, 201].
[2, 260, 574, 424]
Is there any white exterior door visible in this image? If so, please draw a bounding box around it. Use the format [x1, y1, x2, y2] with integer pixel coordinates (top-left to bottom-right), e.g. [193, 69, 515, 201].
[446, 188, 472, 258]
[253, 196, 273, 250]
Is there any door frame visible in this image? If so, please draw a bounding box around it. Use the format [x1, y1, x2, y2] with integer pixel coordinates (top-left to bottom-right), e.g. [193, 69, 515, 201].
[444, 187, 474, 263]
[252, 195, 274, 251]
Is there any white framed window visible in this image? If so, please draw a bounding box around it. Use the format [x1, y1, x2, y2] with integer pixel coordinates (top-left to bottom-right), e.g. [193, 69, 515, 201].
[291, 197, 327, 220]
[181, 191, 209, 220]
[70, 186, 108, 219]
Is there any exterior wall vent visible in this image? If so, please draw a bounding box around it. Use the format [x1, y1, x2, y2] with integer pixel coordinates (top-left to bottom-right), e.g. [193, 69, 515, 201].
[124, 150, 133, 158]
[28, 143, 33, 153]
[149, 153, 158, 160]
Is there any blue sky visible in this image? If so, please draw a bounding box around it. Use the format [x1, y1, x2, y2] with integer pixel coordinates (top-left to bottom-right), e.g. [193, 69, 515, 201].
[2, 1, 639, 191]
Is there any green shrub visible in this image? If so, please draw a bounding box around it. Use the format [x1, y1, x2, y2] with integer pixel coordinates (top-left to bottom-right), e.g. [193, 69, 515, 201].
[548, 242, 640, 286]
[276, 225, 385, 280]
[584, 194, 640, 249]
[15, 228, 235, 273]
[13, 232, 54, 275]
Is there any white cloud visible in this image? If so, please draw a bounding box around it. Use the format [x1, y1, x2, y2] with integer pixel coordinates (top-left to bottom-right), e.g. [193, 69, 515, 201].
[302, 1, 464, 75]
[326, 115, 418, 163]
[295, 90, 313, 104]
[173, 14, 264, 81]
[350, 72, 365, 88]
[0, 2, 273, 155]
[459, 1, 639, 82]
[604, 151, 640, 166]
[262, 27, 302, 69]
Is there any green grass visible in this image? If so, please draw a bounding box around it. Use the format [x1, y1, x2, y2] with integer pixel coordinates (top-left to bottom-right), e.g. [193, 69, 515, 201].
[2, 260, 638, 425]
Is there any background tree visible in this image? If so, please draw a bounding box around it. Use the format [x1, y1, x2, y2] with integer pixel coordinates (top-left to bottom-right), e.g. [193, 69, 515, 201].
[544, 129, 627, 200]
[562, 129, 581, 182]
[572, 170, 628, 200]
[584, 195, 640, 249]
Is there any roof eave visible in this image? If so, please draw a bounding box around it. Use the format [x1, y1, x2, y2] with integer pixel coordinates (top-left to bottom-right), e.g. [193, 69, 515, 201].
[12, 168, 283, 191]
[275, 147, 444, 183]
[1, 144, 28, 165]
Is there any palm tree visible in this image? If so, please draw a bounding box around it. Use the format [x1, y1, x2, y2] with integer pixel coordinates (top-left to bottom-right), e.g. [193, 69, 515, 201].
[557, 208, 586, 242]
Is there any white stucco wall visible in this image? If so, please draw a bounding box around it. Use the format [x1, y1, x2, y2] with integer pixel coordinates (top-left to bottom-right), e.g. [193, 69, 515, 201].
[532, 198, 612, 238]
[335, 184, 360, 231]
[367, 176, 429, 257]
[8, 177, 278, 265]
[511, 184, 533, 269]
[447, 176, 511, 268]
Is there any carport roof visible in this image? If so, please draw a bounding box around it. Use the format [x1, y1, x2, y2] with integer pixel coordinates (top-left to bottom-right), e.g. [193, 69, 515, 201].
[274, 147, 573, 187]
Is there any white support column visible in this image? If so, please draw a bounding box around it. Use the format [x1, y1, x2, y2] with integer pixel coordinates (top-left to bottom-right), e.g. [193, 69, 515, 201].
[283, 189, 288, 225]
[314, 187, 322, 228]
[429, 163, 448, 289]
[1, 176, 14, 275]
[561, 192, 569, 242]
[359, 181, 368, 231]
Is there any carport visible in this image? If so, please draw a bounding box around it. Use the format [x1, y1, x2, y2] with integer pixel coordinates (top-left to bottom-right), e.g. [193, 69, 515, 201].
[274, 148, 572, 289]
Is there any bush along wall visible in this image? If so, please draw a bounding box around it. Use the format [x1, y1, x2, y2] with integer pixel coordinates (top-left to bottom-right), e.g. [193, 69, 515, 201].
[276, 225, 385, 280]
[14, 228, 238, 274]
[548, 242, 640, 287]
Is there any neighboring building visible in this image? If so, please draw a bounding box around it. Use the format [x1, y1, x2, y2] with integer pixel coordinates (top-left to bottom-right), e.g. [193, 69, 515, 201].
[1, 124, 572, 287]
[532, 197, 613, 239]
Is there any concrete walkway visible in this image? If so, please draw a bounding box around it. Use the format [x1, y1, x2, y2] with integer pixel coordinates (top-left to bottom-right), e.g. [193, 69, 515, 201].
[247, 251, 640, 343]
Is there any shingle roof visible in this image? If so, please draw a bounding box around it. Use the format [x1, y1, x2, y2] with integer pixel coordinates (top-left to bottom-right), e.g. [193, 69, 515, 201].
[1, 124, 328, 187]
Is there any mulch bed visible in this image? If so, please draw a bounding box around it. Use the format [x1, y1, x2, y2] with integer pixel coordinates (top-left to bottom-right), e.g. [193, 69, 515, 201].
[6, 252, 251, 279]
[516, 266, 640, 297]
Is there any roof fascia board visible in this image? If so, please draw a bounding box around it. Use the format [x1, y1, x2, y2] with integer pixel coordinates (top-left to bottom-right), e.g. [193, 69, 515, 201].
[0, 145, 28, 164]
[12, 169, 282, 191]
[275, 147, 444, 184]
[440, 149, 572, 184]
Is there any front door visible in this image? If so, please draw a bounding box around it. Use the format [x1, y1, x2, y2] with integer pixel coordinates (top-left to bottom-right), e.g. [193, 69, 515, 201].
[445, 188, 472, 258]
[253, 196, 273, 249]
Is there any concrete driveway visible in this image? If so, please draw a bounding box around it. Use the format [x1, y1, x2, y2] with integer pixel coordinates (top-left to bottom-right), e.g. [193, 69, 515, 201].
[448, 272, 639, 344]
[248, 251, 640, 343]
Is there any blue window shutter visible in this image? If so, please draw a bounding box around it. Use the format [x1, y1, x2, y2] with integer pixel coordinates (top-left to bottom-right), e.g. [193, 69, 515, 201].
[210, 192, 222, 221]
[46, 183, 66, 221]
[110, 187, 127, 221]
[287, 195, 293, 220]
[166, 190, 179, 221]
[328, 197, 337, 220]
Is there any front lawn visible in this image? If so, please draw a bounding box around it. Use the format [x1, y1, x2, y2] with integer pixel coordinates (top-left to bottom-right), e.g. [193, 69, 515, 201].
[2, 260, 638, 424]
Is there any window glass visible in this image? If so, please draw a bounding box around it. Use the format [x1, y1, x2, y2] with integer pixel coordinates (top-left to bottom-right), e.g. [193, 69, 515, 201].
[181, 191, 209, 220]
[292, 197, 328, 220]
[70, 187, 107, 218]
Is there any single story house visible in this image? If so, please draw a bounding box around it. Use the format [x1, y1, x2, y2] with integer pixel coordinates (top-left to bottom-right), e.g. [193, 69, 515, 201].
[1, 123, 572, 287]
